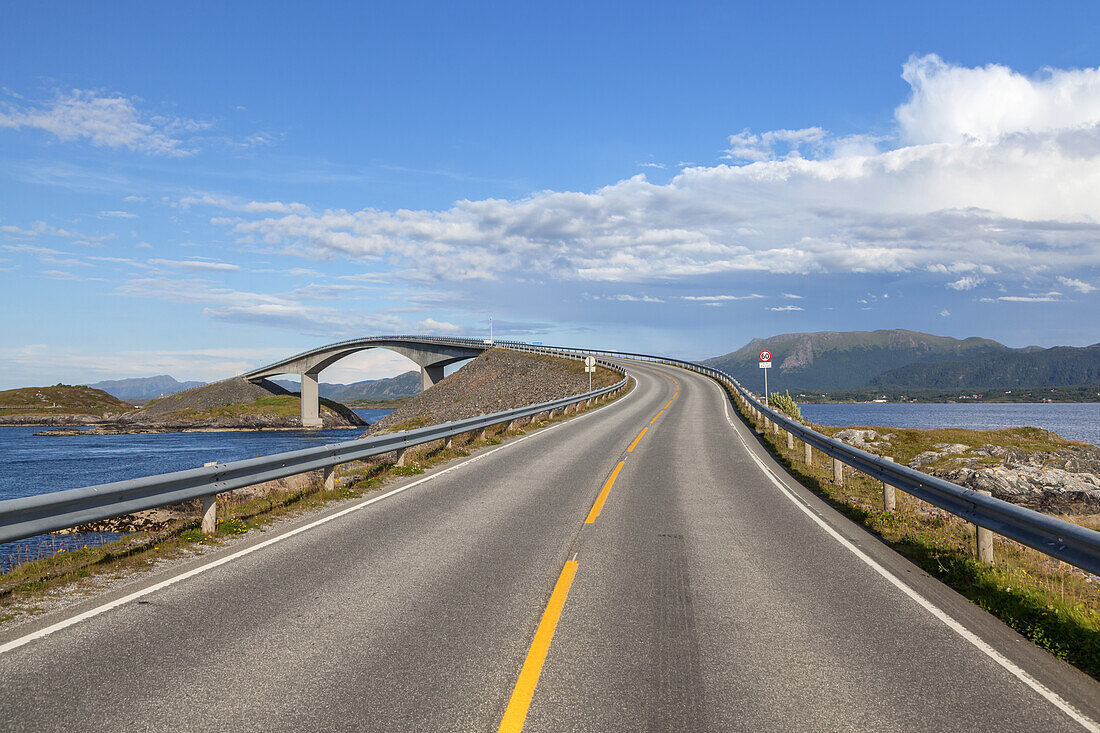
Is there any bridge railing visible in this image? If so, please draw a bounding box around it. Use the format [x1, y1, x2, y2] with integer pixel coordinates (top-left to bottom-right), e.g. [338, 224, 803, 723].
[524, 344, 1100, 576]
[0, 351, 629, 545]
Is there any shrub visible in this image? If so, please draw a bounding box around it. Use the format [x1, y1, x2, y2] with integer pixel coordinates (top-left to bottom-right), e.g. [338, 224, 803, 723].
[769, 390, 802, 422]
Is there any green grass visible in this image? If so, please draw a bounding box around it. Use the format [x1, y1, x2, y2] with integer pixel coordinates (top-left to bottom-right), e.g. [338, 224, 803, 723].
[153, 395, 351, 422]
[729, 385, 1100, 679]
[0, 384, 132, 416]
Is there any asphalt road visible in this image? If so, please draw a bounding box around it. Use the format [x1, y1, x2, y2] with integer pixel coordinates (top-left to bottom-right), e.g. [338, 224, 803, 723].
[0, 361, 1098, 731]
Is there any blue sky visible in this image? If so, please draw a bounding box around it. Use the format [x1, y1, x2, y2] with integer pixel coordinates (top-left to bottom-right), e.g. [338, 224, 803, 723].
[2, 1, 1099, 387]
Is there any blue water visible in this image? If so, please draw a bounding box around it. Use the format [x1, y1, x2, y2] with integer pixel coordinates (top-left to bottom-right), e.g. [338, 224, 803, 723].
[800, 402, 1099, 447]
[0, 408, 393, 503]
[0, 408, 393, 571]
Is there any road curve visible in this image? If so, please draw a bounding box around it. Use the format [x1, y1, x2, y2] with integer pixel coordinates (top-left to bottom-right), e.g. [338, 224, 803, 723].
[0, 361, 1097, 731]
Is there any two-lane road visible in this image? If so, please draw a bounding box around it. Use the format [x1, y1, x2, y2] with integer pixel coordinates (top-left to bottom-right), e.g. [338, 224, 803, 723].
[1, 361, 1097, 731]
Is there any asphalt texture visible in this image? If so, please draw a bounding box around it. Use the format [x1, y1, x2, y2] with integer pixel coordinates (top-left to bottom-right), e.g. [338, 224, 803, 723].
[1, 361, 1098, 732]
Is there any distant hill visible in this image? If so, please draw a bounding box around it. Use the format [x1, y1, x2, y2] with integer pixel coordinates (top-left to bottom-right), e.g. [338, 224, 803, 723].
[90, 375, 205, 403]
[704, 330, 1010, 391]
[272, 370, 421, 402]
[871, 344, 1100, 390]
[0, 384, 133, 425]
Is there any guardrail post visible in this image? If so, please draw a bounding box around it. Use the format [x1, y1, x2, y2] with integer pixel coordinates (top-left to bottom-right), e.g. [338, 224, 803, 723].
[832, 457, 844, 486]
[477, 427, 488, 441]
[395, 448, 407, 467]
[763, 416, 770, 431]
[323, 464, 335, 491]
[786, 430, 794, 450]
[200, 461, 218, 535]
[882, 457, 896, 512]
[444, 436, 454, 450]
[804, 441, 812, 465]
[976, 490, 994, 563]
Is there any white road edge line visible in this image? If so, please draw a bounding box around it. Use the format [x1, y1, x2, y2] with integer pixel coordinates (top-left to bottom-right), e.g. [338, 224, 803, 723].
[712, 382, 1098, 732]
[0, 375, 642, 656]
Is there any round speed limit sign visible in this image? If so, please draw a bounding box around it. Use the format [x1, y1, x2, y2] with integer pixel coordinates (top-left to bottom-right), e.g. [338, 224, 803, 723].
[759, 350, 772, 362]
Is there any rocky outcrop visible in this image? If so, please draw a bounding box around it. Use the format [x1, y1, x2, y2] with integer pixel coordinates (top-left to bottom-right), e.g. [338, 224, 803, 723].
[833, 429, 895, 452]
[932, 445, 1100, 514]
[832, 428, 1100, 514]
[366, 349, 619, 435]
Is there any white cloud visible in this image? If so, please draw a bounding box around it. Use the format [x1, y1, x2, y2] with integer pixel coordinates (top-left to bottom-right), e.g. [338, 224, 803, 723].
[0, 90, 205, 156]
[149, 258, 240, 272]
[767, 305, 804, 312]
[897, 54, 1100, 144]
[39, 269, 102, 281]
[180, 194, 311, 215]
[1057, 275, 1096, 293]
[608, 294, 665, 302]
[781, 292, 803, 299]
[946, 276, 983, 290]
[984, 292, 1062, 303]
[98, 210, 137, 219]
[724, 127, 826, 162]
[416, 317, 463, 333]
[179, 55, 1100, 300]
[939, 309, 951, 317]
[682, 294, 765, 302]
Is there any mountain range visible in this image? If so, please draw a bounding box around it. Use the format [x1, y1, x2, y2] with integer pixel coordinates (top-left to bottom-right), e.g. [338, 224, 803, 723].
[271, 371, 421, 402]
[91, 371, 422, 404]
[89, 375, 206, 404]
[704, 329, 1100, 394]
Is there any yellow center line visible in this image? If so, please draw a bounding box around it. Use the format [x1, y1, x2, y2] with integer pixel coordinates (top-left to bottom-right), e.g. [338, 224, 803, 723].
[664, 399, 674, 410]
[626, 426, 648, 453]
[649, 410, 663, 424]
[499, 560, 580, 732]
[585, 461, 624, 524]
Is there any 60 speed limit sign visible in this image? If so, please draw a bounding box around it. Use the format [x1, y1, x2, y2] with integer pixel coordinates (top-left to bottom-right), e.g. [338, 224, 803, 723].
[759, 350, 772, 366]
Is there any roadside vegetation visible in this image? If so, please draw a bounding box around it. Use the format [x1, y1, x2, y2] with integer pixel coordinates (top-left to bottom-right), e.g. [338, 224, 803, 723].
[727, 383, 1100, 679]
[0, 387, 626, 627]
[768, 390, 802, 421]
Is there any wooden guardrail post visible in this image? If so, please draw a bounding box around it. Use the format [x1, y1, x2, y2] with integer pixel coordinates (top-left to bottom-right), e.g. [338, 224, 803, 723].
[832, 457, 844, 486]
[976, 489, 994, 563]
[882, 457, 896, 512]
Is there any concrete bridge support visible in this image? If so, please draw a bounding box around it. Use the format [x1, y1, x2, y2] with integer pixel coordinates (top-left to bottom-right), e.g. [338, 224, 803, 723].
[421, 364, 445, 391]
[301, 371, 322, 428]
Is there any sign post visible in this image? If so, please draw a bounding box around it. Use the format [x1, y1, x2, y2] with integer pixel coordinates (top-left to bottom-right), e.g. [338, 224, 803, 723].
[759, 350, 772, 407]
[584, 355, 596, 391]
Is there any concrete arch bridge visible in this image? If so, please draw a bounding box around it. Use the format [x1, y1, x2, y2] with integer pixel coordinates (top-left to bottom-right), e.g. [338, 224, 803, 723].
[241, 335, 495, 427]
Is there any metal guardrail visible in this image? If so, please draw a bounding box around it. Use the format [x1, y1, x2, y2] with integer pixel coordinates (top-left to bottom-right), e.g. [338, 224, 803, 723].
[532, 344, 1100, 576]
[0, 349, 628, 545]
[4, 335, 1098, 577]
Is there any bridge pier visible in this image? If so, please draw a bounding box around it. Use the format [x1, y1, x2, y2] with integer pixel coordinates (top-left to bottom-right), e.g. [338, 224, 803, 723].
[421, 364, 445, 391]
[301, 371, 323, 428]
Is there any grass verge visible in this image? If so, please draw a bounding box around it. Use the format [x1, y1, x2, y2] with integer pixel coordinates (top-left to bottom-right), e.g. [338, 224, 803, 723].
[724, 383, 1100, 680]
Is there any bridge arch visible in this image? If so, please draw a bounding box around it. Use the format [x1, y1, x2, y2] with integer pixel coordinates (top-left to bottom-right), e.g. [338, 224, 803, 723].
[241, 336, 488, 427]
